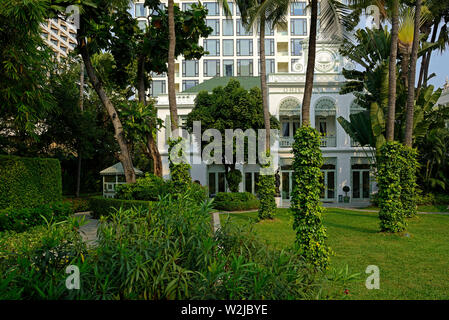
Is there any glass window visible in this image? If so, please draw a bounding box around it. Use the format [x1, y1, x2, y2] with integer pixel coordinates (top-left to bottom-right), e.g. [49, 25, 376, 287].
[135, 3, 146, 17]
[245, 173, 252, 193]
[352, 171, 360, 198]
[223, 39, 234, 56]
[291, 39, 303, 56]
[182, 60, 199, 77]
[182, 3, 194, 11]
[282, 122, 290, 137]
[237, 59, 253, 76]
[205, 2, 219, 16]
[223, 60, 234, 76]
[204, 60, 220, 77]
[259, 59, 275, 75]
[137, 20, 147, 31]
[222, 19, 234, 36]
[150, 80, 166, 96]
[204, 39, 220, 56]
[327, 171, 335, 199]
[237, 19, 252, 35]
[206, 19, 220, 36]
[291, 2, 306, 16]
[218, 172, 226, 192]
[237, 39, 253, 56]
[182, 80, 199, 91]
[291, 18, 307, 36]
[209, 172, 216, 194]
[258, 39, 274, 56]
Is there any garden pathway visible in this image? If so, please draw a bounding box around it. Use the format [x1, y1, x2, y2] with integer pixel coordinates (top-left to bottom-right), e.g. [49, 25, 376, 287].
[74, 212, 99, 246]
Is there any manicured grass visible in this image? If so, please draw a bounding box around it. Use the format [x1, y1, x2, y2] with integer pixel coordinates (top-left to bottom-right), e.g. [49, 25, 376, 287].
[220, 208, 449, 299]
[362, 205, 449, 213]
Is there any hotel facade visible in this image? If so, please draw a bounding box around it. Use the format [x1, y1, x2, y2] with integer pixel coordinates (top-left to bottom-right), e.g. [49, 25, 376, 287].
[131, 0, 377, 205]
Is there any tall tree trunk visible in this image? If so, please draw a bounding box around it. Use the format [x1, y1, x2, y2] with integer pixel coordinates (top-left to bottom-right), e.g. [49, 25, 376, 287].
[76, 60, 84, 197]
[137, 55, 163, 177]
[386, 0, 399, 141]
[302, 0, 318, 126]
[404, 0, 422, 147]
[77, 35, 136, 183]
[167, 0, 179, 137]
[260, 15, 270, 150]
[400, 49, 410, 91]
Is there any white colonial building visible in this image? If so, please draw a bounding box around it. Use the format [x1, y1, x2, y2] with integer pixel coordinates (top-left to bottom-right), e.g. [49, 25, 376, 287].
[155, 41, 377, 205]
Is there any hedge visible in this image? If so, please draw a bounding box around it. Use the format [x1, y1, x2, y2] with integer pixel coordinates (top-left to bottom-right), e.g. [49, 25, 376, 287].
[213, 192, 259, 211]
[0, 155, 62, 210]
[0, 201, 73, 233]
[291, 126, 331, 271]
[88, 196, 153, 219]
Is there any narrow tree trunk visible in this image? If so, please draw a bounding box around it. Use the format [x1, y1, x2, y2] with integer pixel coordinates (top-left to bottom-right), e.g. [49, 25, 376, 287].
[77, 36, 136, 183]
[137, 55, 163, 177]
[76, 60, 84, 198]
[400, 49, 409, 91]
[260, 16, 270, 150]
[404, 0, 422, 147]
[302, 0, 318, 126]
[386, 0, 399, 141]
[167, 0, 179, 137]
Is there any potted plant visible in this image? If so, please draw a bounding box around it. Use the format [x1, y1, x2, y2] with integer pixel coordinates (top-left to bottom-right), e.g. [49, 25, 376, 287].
[343, 186, 350, 203]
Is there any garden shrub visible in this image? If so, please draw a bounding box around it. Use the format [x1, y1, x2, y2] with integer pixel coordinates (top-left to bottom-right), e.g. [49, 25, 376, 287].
[226, 169, 242, 193]
[88, 196, 153, 219]
[0, 155, 62, 210]
[0, 202, 73, 233]
[213, 192, 259, 211]
[63, 198, 90, 213]
[377, 142, 407, 232]
[115, 173, 168, 201]
[291, 126, 331, 271]
[168, 138, 191, 194]
[400, 147, 418, 218]
[257, 168, 276, 220]
[0, 191, 322, 299]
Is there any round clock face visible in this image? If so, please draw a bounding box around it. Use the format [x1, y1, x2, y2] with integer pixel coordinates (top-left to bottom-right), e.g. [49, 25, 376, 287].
[315, 50, 335, 72]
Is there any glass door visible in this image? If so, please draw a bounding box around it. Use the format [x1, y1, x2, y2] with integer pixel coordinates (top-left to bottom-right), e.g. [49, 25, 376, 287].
[352, 164, 370, 199]
[320, 164, 336, 201]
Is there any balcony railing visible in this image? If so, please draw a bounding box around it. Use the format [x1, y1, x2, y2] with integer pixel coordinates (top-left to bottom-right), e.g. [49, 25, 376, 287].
[279, 136, 336, 148]
[320, 136, 336, 147]
[280, 137, 294, 148]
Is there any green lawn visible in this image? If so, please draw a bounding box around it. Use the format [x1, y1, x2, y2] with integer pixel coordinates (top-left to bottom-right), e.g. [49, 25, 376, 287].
[363, 205, 449, 213]
[220, 208, 449, 300]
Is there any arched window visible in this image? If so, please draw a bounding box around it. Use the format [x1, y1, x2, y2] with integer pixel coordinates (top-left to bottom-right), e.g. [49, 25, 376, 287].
[315, 97, 336, 117]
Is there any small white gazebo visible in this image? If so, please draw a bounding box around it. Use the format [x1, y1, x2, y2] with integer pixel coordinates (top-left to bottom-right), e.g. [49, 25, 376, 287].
[100, 162, 143, 198]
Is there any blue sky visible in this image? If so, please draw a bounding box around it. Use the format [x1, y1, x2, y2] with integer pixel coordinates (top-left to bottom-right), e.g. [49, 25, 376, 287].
[426, 51, 449, 88]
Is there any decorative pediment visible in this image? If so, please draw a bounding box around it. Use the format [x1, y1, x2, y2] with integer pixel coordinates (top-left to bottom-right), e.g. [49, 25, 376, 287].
[315, 97, 336, 116]
[279, 97, 301, 116]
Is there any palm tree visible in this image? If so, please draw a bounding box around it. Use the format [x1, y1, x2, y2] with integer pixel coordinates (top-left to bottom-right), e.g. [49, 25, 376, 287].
[257, 0, 349, 126]
[236, 0, 274, 150]
[167, 0, 179, 138]
[386, 0, 399, 141]
[404, 0, 422, 147]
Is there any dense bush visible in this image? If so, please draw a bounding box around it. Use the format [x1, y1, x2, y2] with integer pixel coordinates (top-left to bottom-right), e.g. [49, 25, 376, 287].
[226, 169, 242, 193]
[377, 142, 407, 232]
[0, 202, 73, 233]
[400, 147, 418, 218]
[291, 127, 331, 271]
[0, 192, 323, 299]
[257, 169, 276, 220]
[63, 198, 90, 213]
[115, 173, 168, 201]
[88, 196, 153, 219]
[0, 219, 88, 299]
[213, 192, 259, 211]
[0, 155, 62, 210]
[168, 138, 191, 194]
